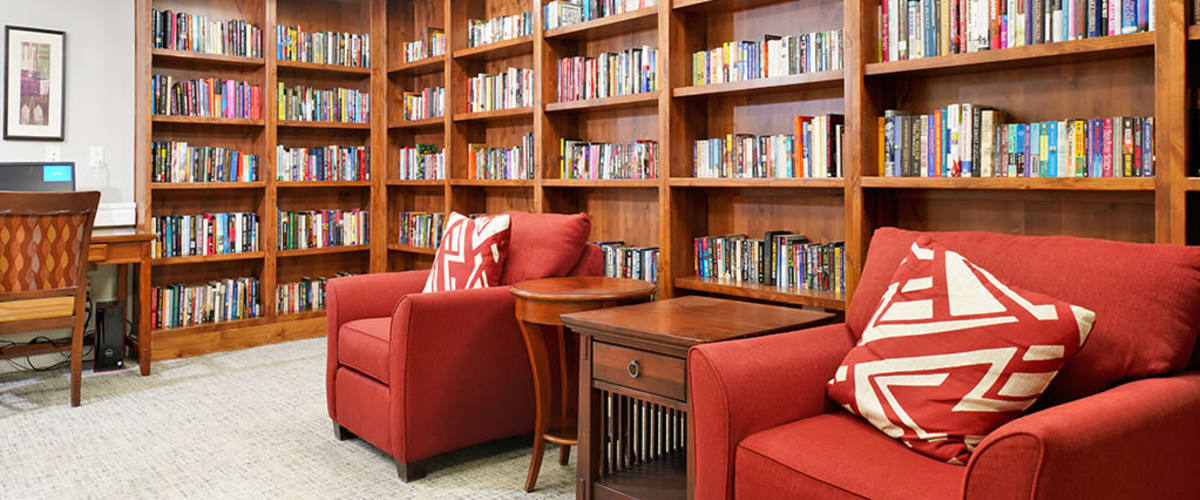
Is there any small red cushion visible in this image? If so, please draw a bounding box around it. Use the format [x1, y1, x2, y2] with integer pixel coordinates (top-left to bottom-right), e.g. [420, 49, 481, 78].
[423, 212, 510, 292]
[827, 236, 1095, 464]
[501, 211, 591, 285]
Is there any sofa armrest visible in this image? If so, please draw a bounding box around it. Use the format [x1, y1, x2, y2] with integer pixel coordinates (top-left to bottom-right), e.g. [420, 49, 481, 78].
[387, 285, 534, 462]
[688, 323, 856, 500]
[964, 372, 1200, 500]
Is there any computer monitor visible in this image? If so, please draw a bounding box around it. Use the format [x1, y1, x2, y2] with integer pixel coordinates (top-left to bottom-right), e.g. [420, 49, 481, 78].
[0, 162, 76, 192]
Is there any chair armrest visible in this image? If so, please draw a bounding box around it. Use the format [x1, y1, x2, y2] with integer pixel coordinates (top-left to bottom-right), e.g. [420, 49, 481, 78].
[964, 372, 1200, 500]
[688, 323, 855, 500]
[386, 285, 534, 462]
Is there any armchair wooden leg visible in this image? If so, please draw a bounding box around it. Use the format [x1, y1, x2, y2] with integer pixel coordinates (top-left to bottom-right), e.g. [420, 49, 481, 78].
[396, 458, 427, 482]
[332, 422, 355, 441]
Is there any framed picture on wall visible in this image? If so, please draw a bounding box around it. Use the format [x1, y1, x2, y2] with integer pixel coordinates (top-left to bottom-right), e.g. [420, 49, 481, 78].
[4, 26, 65, 141]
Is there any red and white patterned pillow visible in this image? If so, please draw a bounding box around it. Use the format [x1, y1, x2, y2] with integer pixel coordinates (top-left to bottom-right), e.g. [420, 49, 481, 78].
[423, 212, 511, 292]
[827, 236, 1096, 464]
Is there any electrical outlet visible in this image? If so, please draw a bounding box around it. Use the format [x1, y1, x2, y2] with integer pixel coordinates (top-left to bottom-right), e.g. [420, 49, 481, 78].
[45, 146, 61, 161]
[89, 146, 105, 168]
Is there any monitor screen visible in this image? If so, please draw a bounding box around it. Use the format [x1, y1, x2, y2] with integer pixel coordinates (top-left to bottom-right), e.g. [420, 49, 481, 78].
[0, 162, 75, 191]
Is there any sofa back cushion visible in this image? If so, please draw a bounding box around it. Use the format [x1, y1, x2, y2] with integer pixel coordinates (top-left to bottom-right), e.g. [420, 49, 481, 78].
[501, 211, 591, 285]
[848, 228, 1200, 405]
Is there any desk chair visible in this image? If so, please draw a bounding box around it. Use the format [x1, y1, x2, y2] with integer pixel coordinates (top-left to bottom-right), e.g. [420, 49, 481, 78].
[0, 190, 101, 407]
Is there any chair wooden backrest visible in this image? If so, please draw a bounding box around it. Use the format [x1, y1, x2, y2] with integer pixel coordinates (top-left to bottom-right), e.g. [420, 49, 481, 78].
[0, 190, 101, 333]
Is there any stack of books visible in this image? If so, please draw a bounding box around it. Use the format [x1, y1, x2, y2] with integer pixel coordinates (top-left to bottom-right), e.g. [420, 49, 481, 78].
[597, 241, 659, 283]
[276, 145, 370, 182]
[467, 12, 534, 47]
[692, 30, 844, 85]
[557, 46, 658, 102]
[151, 9, 262, 57]
[397, 211, 445, 249]
[543, 0, 658, 30]
[403, 86, 446, 120]
[404, 28, 445, 62]
[560, 139, 658, 180]
[151, 141, 258, 183]
[152, 277, 261, 329]
[397, 145, 445, 180]
[468, 68, 533, 112]
[277, 83, 369, 123]
[694, 232, 845, 295]
[151, 212, 260, 259]
[277, 209, 370, 250]
[693, 114, 844, 178]
[151, 76, 262, 119]
[275, 26, 370, 67]
[468, 132, 536, 180]
[276, 273, 353, 315]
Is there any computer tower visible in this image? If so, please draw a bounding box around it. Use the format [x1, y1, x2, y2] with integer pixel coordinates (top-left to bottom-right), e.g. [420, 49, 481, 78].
[94, 301, 125, 372]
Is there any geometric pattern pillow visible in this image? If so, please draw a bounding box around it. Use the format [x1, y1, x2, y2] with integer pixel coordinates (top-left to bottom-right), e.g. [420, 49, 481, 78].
[827, 236, 1096, 464]
[422, 212, 510, 293]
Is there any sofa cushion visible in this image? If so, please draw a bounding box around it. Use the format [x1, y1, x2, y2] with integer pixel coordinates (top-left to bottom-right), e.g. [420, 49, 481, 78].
[424, 212, 510, 292]
[501, 211, 591, 285]
[338, 317, 391, 383]
[829, 236, 1095, 464]
[848, 228, 1200, 406]
[736, 412, 962, 500]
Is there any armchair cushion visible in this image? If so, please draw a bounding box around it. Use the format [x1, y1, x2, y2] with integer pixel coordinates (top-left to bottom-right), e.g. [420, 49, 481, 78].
[423, 212, 511, 292]
[501, 211, 591, 285]
[337, 317, 391, 383]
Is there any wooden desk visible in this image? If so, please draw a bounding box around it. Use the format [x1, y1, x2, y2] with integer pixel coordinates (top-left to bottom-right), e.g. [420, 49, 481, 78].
[89, 228, 154, 376]
[561, 296, 834, 500]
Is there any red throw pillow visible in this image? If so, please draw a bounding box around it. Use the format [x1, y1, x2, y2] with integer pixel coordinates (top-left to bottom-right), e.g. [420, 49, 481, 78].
[501, 211, 591, 285]
[423, 212, 510, 292]
[827, 236, 1095, 465]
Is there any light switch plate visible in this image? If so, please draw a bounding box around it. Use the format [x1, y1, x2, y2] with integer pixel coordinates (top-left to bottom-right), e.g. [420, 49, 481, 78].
[45, 146, 61, 161]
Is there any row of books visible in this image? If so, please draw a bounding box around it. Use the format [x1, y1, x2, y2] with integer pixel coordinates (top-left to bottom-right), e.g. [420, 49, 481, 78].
[468, 132, 536, 180]
[693, 232, 845, 295]
[276, 145, 370, 182]
[277, 209, 370, 250]
[275, 26, 370, 67]
[468, 68, 534, 113]
[151, 76, 262, 119]
[397, 212, 445, 249]
[693, 115, 845, 179]
[404, 28, 446, 62]
[560, 139, 659, 180]
[151, 212, 260, 259]
[467, 12, 534, 48]
[151, 10, 261, 58]
[152, 277, 261, 330]
[557, 46, 658, 102]
[543, 0, 658, 30]
[692, 30, 845, 86]
[597, 241, 659, 283]
[277, 83, 369, 124]
[403, 87, 446, 121]
[879, 0, 1155, 62]
[276, 274, 352, 315]
[398, 145, 446, 180]
[881, 105, 1155, 177]
[151, 141, 258, 184]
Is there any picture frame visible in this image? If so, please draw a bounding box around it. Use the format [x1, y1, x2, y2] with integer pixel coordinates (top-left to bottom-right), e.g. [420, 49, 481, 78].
[4, 25, 65, 141]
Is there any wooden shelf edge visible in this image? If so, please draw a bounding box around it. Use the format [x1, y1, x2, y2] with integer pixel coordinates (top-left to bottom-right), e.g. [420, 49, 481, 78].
[668, 177, 844, 188]
[388, 243, 438, 255]
[1189, 25, 1200, 41]
[151, 48, 264, 67]
[542, 179, 660, 188]
[674, 276, 846, 310]
[151, 252, 265, 265]
[1185, 177, 1200, 191]
[452, 107, 534, 122]
[544, 7, 658, 40]
[388, 56, 446, 74]
[545, 92, 659, 113]
[449, 179, 536, 187]
[389, 117, 445, 129]
[276, 59, 371, 76]
[151, 316, 272, 336]
[151, 182, 265, 190]
[860, 176, 1156, 191]
[673, 70, 844, 98]
[152, 115, 264, 126]
[865, 32, 1154, 76]
[277, 120, 371, 130]
[386, 179, 447, 186]
[276, 181, 373, 188]
[276, 245, 371, 258]
[452, 35, 534, 59]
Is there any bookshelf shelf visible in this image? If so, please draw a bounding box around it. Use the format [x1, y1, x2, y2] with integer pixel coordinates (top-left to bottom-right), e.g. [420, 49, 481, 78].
[277, 181, 373, 188]
[151, 182, 266, 190]
[388, 56, 446, 75]
[542, 179, 660, 188]
[544, 8, 659, 41]
[277, 120, 372, 130]
[673, 276, 846, 310]
[864, 32, 1155, 77]
[151, 316, 273, 336]
[151, 252, 266, 266]
[276, 59, 372, 77]
[449, 179, 536, 187]
[1189, 25, 1200, 41]
[669, 177, 844, 189]
[452, 107, 534, 123]
[452, 35, 534, 60]
[860, 177, 1156, 191]
[672, 0, 795, 12]
[388, 243, 438, 255]
[545, 92, 660, 113]
[389, 116, 445, 130]
[277, 245, 371, 258]
[150, 48, 265, 68]
[1186, 178, 1200, 192]
[673, 71, 844, 99]
[387, 179, 447, 187]
[277, 310, 327, 321]
[151, 115, 265, 127]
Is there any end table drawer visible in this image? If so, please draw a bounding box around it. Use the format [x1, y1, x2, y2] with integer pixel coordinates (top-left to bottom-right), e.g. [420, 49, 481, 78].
[593, 342, 686, 401]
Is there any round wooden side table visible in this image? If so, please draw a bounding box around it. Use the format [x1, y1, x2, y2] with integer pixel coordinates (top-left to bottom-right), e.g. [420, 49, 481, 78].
[510, 277, 656, 492]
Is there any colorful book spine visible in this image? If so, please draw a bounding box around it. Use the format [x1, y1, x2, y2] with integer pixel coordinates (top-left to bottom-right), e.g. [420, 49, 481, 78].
[397, 211, 445, 249]
[402, 86, 446, 120]
[276, 209, 370, 250]
[557, 46, 658, 102]
[276, 145, 369, 182]
[468, 68, 533, 112]
[275, 26, 370, 67]
[151, 212, 260, 259]
[277, 82, 369, 123]
[560, 139, 659, 180]
[151, 9, 262, 57]
[151, 75, 262, 119]
[152, 276, 261, 330]
[397, 145, 445, 180]
[468, 132, 536, 180]
[151, 141, 259, 183]
[467, 11, 534, 47]
[597, 241, 659, 284]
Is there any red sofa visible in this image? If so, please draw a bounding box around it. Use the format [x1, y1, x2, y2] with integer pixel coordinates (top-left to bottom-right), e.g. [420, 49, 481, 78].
[326, 212, 601, 480]
[689, 228, 1200, 499]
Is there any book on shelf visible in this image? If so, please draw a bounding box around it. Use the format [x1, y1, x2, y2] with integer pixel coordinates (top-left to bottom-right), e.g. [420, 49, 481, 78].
[277, 209, 370, 250]
[398, 144, 446, 180]
[557, 46, 658, 102]
[276, 145, 370, 182]
[404, 28, 446, 62]
[467, 132, 536, 180]
[276, 273, 353, 315]
[275, 26, 370, 67]
[597, 241, 659, 283]
[543, 0, 658, 30]
[467, 11, 534, 47]
[880, 105, 1154, 177]
[878, 0, 1155, 62]
[693, 232, 845, 295]
[468, 68, 533, 113]
[692, 30, 844, 86]
[152, 141, 258, 183]
[560, 139, 658, 180]
[277, 82, 369, 123]
[151, 212, 260, 259]
[397, 211, 445, 249]
[693, 115, 843, 178]
[152, 276, 261, 330]
[403, 86, 446, 120]
[151, 75, 262, 119]
[151, 9, 262, 58]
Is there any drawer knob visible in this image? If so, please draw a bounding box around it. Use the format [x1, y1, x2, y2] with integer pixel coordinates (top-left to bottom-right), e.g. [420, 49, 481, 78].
[626, 360, 641, 379]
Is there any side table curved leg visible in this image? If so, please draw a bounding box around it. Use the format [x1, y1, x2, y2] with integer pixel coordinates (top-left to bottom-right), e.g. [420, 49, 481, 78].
[518, 319, 554, 492]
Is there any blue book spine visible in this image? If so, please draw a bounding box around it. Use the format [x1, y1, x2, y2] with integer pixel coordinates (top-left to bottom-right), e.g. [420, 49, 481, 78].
[1048, 121, 1058, 177]
[1136, 0, 1148, 31]
[1016, 124, 1026, 177]
[925, 0, 936, 57]
[1026, 0, 1036, 45]
[892, 116, 903, 176]
[1023, 124, 1032, 177]
[1144, 117, 1153, 177]
[1121, 0, 1137, 33]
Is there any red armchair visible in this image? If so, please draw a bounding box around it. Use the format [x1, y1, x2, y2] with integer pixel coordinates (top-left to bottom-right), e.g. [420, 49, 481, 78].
[689, 228, 1200, 499]
[326, 213, 601, 480]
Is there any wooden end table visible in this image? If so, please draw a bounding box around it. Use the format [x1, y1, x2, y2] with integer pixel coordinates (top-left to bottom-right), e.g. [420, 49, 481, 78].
[510, 277, 657, 493]
[560, 295, 835, 500]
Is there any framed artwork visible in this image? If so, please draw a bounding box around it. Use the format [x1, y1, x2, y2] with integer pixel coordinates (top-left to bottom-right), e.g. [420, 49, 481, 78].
[4, 26, 65, 141]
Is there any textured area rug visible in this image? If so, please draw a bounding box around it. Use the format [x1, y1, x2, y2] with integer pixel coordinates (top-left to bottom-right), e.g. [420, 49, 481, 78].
[0, 338, 574, 499]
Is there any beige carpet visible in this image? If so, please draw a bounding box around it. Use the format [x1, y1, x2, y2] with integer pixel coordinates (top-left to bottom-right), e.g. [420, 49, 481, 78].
[0, 338, 574, 499]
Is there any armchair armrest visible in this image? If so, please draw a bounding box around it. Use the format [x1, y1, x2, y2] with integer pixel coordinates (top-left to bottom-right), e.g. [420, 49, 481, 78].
[688, 323, 856, 500]
[964, 372, 1200, 500]
[326, 270, 430, 330]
